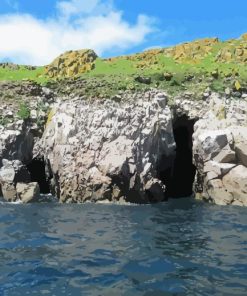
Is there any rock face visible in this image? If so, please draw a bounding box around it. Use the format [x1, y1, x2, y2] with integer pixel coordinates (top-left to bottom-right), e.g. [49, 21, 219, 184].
[0, 159, 40, 203]
[38, 91, 175, 203]
[215, 37, 247, 64]
[0, 81, 52, 203]
[0, 123, 34, 164]
[1, 79, 247, 206]
[192, 94, 247, 206]
[164, 38, 219, 62]
[45, 49, 98, 78]
[0, 159, 31, 202]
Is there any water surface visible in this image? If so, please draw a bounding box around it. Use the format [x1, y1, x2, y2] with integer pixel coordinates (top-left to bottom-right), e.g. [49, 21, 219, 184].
[0, 198, 247, 295]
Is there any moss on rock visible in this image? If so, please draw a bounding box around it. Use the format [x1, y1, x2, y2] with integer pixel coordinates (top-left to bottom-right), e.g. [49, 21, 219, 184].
[45, 49, 98, 78]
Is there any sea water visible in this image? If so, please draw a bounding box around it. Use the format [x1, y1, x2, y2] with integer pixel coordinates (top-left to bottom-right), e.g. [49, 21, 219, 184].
[0, 198, 246, 295]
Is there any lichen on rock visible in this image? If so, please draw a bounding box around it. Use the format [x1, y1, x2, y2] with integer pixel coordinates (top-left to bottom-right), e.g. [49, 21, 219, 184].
[45, 49, 98, 78]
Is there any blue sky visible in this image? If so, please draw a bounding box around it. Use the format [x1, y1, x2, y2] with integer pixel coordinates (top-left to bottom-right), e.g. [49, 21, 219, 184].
[0, 0, 246, 65]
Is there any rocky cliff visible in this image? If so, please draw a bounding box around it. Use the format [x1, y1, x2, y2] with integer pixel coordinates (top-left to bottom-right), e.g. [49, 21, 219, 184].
[35, 91, 175, 203]
[0, 81, 247, 206]
[1, 34, 247, 205]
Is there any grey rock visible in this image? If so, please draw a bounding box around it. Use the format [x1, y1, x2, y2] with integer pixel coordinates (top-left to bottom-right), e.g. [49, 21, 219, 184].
[16, 182, 40, 203]
[39, 92, 175, 203]
[222, 165, 247, 206]
[235, 143, 247, 167]
[1, 183, 17, 202]
[213, 146, 236, 163]
[134, 76, 151, 84]
[205, 178, 233, 205]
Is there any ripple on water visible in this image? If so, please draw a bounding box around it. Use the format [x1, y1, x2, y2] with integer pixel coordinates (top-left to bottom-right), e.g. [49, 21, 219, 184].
[0, 198, 246, 295]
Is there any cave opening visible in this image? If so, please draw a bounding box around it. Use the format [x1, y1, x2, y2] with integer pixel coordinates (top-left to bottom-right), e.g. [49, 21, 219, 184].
[26, 157, 51, 194]
[159, 115, 197, 199]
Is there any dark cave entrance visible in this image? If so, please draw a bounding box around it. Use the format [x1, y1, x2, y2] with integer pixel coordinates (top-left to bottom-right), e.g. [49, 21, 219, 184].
[27, 157, 51, 194]
[159, 115, 197, 199]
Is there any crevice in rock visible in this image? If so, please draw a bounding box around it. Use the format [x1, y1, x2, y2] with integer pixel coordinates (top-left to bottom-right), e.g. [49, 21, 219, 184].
[26, 157, 51, 194]
[159, 115, 197, 198]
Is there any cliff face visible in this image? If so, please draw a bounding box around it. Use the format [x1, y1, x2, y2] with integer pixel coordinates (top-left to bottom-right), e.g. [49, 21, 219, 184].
[1, 82, 247, 206]
[192, 96, 247, 206]
[1, 33, 247, 205]
[37, 91, 175, 203]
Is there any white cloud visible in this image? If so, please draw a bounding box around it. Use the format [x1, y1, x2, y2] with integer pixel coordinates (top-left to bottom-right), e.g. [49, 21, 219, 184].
[57, 0, 113, 18]
[0, 0, 155, 65]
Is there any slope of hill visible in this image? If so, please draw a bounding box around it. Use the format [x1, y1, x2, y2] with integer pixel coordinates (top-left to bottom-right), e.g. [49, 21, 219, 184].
[0, 33, 246, 98]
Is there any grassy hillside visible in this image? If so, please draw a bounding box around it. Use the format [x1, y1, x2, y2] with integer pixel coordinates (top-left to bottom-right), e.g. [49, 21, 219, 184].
[0, 65, 47, 84]
[0, 34, 246, 97]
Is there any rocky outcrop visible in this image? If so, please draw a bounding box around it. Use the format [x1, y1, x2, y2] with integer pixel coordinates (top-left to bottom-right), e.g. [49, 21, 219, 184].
[215, 37, 247, 64]
[0, 159, 41, 203]
[192, 94, 247, 206]
[1, 78, 247, 206]
[0, 81, 53, 202]
[45, 49, 98, 78]
[164, 38, 219, 63]
[37, 91, 175, 203]
[0, 122, 34, 164]
[0, 159, 31, 201]
[0, 63, 36, 71]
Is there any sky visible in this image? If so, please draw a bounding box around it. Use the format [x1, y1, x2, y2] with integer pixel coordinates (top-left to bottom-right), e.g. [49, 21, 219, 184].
[0, 0, 246, 65]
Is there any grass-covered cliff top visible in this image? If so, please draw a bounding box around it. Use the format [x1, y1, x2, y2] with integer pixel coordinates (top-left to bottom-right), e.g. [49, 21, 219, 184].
[0, 33, 247, 98]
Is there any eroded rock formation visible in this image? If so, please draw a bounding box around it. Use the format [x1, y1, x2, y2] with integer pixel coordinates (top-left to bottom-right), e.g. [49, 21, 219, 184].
[1, 84, 247, 206]
[45, 49, 98, 78]
[192, 95, 247, 206]
[37, 91, 176, 203]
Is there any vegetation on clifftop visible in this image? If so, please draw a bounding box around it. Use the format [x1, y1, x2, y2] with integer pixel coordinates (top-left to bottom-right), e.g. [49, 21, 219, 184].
[0, 34, 246, 98]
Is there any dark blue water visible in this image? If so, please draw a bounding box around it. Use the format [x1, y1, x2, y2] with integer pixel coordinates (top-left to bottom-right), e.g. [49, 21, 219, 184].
[0, 198, 247, 296]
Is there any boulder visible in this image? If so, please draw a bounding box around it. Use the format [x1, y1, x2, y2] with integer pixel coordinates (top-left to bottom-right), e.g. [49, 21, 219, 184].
[205, 179, 233, 205]
[235, 143, 247, 167]
[134, 76, 151, 84]
[213, 145, 236, 163]
[16, 182, 40, 203]
[0, 160, 31, 202]
[1, 183, 17, 202]
[163, 72, 173, 81]
[45, 49, 98, 78]
[222, 165, 247, 206]
[0, 166, 15, 183]
[0, 160, 30, 184]
[203, 161, 235, 177]
[194, 130, 233, 163]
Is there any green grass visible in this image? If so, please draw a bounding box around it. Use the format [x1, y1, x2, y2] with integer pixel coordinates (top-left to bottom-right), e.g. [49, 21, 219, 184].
[0, 37, 246, 100]
[0, 66, 48, 84]
[17, 102, 30, 120]
[90, 58, 136, 75]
